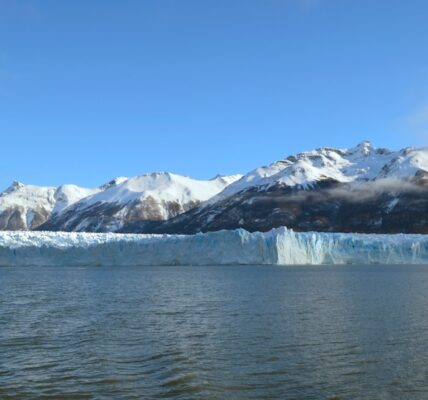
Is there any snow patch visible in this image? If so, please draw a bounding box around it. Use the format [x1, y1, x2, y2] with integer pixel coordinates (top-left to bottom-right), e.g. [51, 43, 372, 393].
[207, 142, 428, 205]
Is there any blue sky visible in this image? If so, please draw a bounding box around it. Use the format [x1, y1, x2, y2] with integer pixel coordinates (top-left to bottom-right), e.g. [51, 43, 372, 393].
[1, 0, 428, 189]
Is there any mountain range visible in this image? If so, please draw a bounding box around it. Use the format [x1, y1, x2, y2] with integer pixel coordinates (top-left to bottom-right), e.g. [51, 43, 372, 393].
[0, 174, 241, 231]
[2, 141, 428, 234]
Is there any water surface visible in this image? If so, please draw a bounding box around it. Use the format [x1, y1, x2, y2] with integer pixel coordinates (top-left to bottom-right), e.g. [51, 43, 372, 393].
[1, 265, 428, 399]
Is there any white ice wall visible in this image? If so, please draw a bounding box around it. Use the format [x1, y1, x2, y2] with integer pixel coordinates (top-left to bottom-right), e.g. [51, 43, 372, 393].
[1, 228, 428, 266]
[274, 229, 428, 265]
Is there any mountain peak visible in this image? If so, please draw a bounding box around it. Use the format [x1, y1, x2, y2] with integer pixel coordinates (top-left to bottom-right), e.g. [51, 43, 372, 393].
[148, 171, 173, 179]
[4, 180, 25, 194]
[349, 140, 374, 155]
[99, 177, 128, 190]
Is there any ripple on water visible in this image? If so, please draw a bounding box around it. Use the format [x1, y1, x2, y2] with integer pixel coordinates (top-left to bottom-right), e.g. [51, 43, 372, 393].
[1, 265, 428, 399]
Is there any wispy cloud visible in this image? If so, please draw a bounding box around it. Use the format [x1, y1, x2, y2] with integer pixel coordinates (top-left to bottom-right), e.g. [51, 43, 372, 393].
[255, 178, 424, 206]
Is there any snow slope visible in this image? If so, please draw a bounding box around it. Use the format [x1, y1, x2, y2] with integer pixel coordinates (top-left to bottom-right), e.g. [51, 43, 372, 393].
[41, 173, 242, 232]
[4, 141, 428, 234]
[1, 227, 428, 266]
[0, 182, 56, 230]
[78, 173, 241, 210]
[207, 141, 428, 204]
[0, 181, 99, 230]
[52, 185, 101, 214]
[0, 174, 241, 232]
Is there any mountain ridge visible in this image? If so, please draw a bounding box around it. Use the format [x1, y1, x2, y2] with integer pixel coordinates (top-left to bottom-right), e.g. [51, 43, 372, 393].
[0, 173, 242, 231]
[119, 141, 428, 235]
[3, 141, 428, 234]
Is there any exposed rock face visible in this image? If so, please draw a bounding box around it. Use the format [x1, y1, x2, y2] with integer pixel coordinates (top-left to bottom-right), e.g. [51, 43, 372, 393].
[0, 174, 241, 232]
[5, 141, 428, 234]
[120, 142, 428, 235]
[38, 173, 242, 232]
[0, 182, 56, 230]
[40, 198, 203, 232]
[0, 181, 101, 230]
[133, 178, 428, 235]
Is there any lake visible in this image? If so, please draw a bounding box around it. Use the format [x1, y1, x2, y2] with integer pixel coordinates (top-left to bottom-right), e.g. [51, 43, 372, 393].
[1, 265, 428, 399]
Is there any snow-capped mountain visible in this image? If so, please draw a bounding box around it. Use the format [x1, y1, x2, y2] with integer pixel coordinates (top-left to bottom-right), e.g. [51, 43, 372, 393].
[0, 181, 99, 230]
[207, 141, 428, 202]
[126, 142, 428, 235]
[5, 141, 428, 234]
[39, 173, 242, 232]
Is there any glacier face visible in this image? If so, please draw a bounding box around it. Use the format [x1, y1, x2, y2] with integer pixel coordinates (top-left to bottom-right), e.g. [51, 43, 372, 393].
[1, 228, 428, 266]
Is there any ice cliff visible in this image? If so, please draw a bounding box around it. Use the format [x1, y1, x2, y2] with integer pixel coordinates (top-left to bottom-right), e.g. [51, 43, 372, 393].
[1, 228, 428, 266]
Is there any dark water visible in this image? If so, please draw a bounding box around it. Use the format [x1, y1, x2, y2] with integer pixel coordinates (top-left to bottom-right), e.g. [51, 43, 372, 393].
[1, 265, 428, 399]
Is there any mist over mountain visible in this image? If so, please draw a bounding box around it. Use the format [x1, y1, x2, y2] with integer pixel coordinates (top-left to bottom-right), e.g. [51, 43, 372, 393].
[3, 141, 428, 234]
[123, 141, 428, 235]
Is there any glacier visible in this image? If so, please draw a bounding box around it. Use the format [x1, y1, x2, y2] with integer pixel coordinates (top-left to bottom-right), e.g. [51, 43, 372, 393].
[1, 228, 428, 266]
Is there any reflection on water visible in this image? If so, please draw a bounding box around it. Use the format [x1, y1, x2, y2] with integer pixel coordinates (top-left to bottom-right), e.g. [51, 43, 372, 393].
[1, 265, 428, 399]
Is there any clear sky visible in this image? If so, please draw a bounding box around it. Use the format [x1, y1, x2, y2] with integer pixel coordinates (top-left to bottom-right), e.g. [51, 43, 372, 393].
[1, 0, 428, 189]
